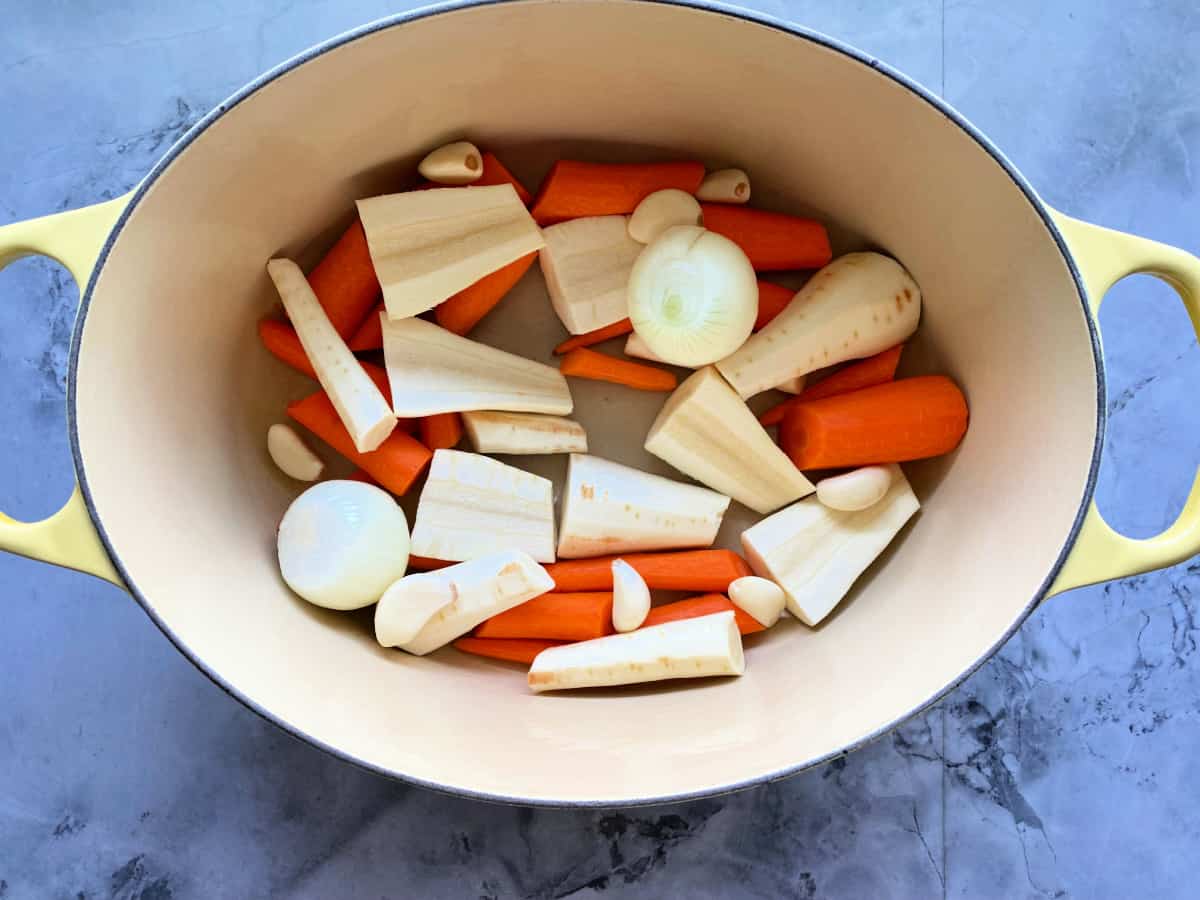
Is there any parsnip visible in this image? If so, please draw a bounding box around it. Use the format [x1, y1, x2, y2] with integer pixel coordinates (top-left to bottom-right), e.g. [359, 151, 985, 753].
[741, 464, 918, 626]
[267, 259, 396, 452]
[382, 317, 572, 416]
[379, 550, 554, 655]
[528, 611, 744, 692]
[716, 252, 921, 398]
[411, 449, 556, 563]
[645, 367, 813, 514]
[557, 454, 729, 558]
[358, 184, 544, 319]
[461, 411, 587, 455]
[775, 375, 806, 395]
[540, 216, 643, 334]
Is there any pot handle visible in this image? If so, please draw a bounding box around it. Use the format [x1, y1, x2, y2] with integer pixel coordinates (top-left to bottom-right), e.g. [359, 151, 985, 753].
[0, 195, 131, 586]
[1048, 209, 1200, 595]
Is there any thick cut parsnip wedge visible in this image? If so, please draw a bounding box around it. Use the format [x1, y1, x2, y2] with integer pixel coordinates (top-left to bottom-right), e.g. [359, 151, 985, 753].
[540, 216, 643, 334]
[741, 464, 918, 626]
[379, 550, 554, 655]
[461, 411, 587, 455]
[267, 259, 396, 452]
[358, 184, 544, 319]
[645, 367, 813, 514]
[528, 611, 744, 692]
[382, 317, 572, 416]
[411, 449, 556, 563]
[716, 252, 921, 398]
[557, 454, 730, 558]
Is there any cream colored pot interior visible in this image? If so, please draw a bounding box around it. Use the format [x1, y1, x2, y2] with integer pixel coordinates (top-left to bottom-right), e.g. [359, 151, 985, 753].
[74, 0, 1098, 803]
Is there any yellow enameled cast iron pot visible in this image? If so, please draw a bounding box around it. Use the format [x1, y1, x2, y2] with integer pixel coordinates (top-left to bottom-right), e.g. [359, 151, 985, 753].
[3, 0, 1200, 806]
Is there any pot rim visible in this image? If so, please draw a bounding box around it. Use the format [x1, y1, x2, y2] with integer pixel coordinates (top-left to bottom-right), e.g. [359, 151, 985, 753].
[65, 0, 1106, 808]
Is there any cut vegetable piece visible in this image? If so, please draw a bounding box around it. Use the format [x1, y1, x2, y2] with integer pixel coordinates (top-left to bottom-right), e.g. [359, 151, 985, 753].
[554, 318, 634, 355]
[306, 218, 382, 340]
[540, 216, 643, 334]
[461, 411, 587, 455]
[728, 576, 786, 628]
[699, 204, 831, 271]
[475, 592, 614, 641]
[374, 575, 456, 646]
[268, 258, 397, 452]
[559, 347, 677, 392]
[758, 344, 904, 426]
[742, 465, 919, 626]
[775, 375, 806, 395]
[623, 331, 669, 364]
[434, 251, 537, 336]
[642, 594, 765, 635]
[628, 226, 757, 367]
[287, 391, 431, 495]
[278, 480, 410, 611]
[717, 253, 919, 398]
[528, 611, 744, 692]
[454, 637, 564, 665]
[696, 168, 751, 204]
[258, 319, 398, 401]
[754, 280, 795, 330]
[380, 550, 554, 655]
[418, 140, 483, 185]
[357, 184, 544, 319]
[418, 413, 464, 451]
[645, 366, 813, 514]
[545, 549, 751, 593]
[410, 449, 556, 563]
[611, 559, 651, 632]
[557, 454, 729, 558]
[627, 190, 704, 244]
[531, 160, 706, 225]
[816, 465, 894, 512]
[267, 423, 324, 482]
[382, 316, 573, 416]
[347, 303, 385, 351]
[780, 375, 968, 470]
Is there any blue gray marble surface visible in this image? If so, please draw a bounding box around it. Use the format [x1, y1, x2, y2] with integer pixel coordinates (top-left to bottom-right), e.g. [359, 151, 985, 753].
[2, 1, 1199, 897]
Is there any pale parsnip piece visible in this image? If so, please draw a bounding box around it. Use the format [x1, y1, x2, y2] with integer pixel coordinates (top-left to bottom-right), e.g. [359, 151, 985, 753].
[696, 168, 751, 204]
[716, 252, 921, 398]
[611, 559, 651, 632]
[741, 464, 918, 626]
[528, 611, 744, 692]
[539, 215, 643, 334]
[816, 465, 894, 512]
[382, 551, 554, 655]
[461, 411, 587, 455]
[410, 449, 556, 563]
[775, 374, 807, 395]
[267, 423, 324, 482]
[557, 454, 729, 558]
[728, 576, 786, 628]
[358, 184, 544, 319]
[645, 366, 813, 514]
[627, 189, 704, 244]
[267, 259, 396, 452]
[382, 316, 572, 416]
[417, 140, 483, 185]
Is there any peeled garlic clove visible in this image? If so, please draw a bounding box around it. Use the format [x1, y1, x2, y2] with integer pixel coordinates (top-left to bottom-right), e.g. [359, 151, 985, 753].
[267, 423, 324, 482]
[816, 465, 894, 512]
[728, 575, 785, 627]
[611, 559, 651, 632]
[417, 141, 484, 185]
[628, 189, 704, 244]
[696, 169, 751, 204]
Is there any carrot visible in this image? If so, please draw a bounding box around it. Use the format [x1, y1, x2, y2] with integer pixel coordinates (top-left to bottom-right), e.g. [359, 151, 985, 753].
[544, 550, 752, 593]
[348, 302, 385, 351]
[288, 391, 431, 495]
[554, 319, 634, 355]
[408, 555, 452, 572]
[419, 413, 463, 451]
[643, 594, 765, 636]
[559, 347, 677, 392]
[434, 251, 537, 335]
[454, 637, 564, 665]
[531, 160, 705, 225]
[305, 218, 382, 339]
[700, 204, 832, 271]
[759, 344, 904, 426]
[474, 592, 614, 641]
[779, 375, 968, 470]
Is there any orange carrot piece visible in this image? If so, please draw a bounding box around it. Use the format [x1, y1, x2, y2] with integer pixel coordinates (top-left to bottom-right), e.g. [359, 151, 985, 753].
[759, 344, 904, 426]
[531, 160, 705, 225]
[544, 550, 752, 593]
[559, 347, 677, 392]
[553, 319, 634, 355]
[306, 218, 382, 339]
[642, 594, 765, 636]
[474, 592, 615, 641]
[419, 413, 463, 451]
[288, 392, 431, 495]
[454, 637, 564, 665]
[408, 555, 452, 572]
[434, 251, 537, 335]
[754, 280, 795, 330]
[700, 204, 832, 271]
[348, 302, 385, 351]
[259, 319, 318, 379]
[779, 375, 968, 470]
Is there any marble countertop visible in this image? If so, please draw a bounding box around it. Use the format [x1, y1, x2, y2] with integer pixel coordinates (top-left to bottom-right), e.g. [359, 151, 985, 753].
[2, 1, 1198, 897]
